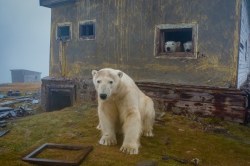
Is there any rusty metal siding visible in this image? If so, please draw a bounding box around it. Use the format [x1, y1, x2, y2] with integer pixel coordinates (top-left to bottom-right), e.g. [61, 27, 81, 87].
[49, 0, 240, 88]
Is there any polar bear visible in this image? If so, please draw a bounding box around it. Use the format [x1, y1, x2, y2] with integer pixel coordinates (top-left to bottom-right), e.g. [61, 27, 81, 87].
[92, 68, 155, 154]
[165, 41, 181, 52]
[183, 41, 193, 52]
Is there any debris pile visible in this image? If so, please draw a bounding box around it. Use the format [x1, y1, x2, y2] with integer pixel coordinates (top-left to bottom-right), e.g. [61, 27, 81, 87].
[0, 90, 40, 120]
[0, 89, 40, 137]
[0, 106, 34, 120]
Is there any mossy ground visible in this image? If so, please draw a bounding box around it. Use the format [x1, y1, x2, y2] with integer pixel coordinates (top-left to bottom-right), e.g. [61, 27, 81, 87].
[1, 82, 250, 165]
[0, 103, 250, 166]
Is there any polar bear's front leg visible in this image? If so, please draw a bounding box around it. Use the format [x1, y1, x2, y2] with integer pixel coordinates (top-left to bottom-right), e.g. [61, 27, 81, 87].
[98, 104, 117, 146]
[120, 110, 141, 155]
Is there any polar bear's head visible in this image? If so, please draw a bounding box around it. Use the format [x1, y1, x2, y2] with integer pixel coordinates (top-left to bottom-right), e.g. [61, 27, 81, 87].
[165, 41, 181, 53]
[183, 41, 193, 52]
[92, 68, 123, 100]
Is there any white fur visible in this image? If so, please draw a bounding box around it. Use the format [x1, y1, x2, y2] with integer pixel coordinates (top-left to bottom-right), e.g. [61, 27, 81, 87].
[165, 41, 181, 52]
[92, 68, 155, 155]
[183, 41, 193, 52]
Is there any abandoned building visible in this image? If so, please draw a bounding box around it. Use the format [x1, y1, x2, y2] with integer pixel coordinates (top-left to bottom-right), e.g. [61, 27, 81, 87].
[40, 0, 250, 123]
[10, 69, 41, 83]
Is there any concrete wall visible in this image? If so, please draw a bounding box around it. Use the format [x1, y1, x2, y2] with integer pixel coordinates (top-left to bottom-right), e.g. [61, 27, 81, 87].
[49, 0, 241, 88]
[237, 0, 250, 88]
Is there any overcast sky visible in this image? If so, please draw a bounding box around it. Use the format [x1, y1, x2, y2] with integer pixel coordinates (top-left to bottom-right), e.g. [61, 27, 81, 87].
[0, 0, 51, 83]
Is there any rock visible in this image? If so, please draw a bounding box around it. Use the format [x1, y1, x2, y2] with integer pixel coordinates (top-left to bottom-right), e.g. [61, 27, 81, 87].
[191, 158, 200, 166]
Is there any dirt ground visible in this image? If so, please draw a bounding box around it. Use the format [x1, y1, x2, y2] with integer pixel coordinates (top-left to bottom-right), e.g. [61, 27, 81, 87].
[0, 83, 250, 165]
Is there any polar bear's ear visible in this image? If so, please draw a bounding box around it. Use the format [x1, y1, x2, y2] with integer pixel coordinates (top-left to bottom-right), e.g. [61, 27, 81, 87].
[92, 70, 98, 77]
[118, 71, 123, 78]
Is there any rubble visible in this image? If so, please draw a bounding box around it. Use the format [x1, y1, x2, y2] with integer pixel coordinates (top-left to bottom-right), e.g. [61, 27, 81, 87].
[7, 90, 21, 96]
[0, 90, 40, 120]
[0, 94, 6, 99]
[0, 106, 34, 120]
[0, 130, 9, 137]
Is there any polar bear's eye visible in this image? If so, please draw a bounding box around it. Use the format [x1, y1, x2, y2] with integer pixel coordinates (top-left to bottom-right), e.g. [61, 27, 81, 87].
[97, 80, 101, 84]
[109, 81, 113, 84]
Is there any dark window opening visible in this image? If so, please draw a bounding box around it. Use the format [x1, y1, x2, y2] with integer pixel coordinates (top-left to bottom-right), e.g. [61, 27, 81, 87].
[79, 22, 95, 39]
[154, 24, 197, 58]
[164, 28, 192, 51]
[57, 25, 71, 41]
[49, 89, 72, 111]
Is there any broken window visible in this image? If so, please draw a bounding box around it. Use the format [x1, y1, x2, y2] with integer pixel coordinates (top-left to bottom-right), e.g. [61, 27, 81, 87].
[79, 20, 96, 40]
[48, 88, 75, 111]
[57, 23, 71, 41]
[154, 23, 198, 58]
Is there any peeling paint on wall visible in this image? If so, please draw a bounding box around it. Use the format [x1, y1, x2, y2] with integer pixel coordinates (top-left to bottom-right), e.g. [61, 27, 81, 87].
[49, 0, 240, 88]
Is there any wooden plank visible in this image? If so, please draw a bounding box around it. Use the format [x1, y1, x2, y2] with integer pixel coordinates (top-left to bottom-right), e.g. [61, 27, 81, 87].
[137, 82, 248, 123]
[137, 82, 246, 95]
[140, 87, 247, 107]
[154, 98, 245, 123]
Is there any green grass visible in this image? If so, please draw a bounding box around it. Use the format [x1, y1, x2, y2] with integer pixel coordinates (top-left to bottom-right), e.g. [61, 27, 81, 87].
[1, 103, 250, 165]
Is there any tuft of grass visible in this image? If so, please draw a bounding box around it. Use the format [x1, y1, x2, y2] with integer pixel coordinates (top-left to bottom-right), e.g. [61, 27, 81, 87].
[0, 103, 250, 165]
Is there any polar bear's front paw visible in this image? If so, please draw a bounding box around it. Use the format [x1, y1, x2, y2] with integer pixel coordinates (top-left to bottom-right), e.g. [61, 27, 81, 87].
[143, 130, 154, 137]
[120, 144, 139, 155]
[99, 135, 117, 146]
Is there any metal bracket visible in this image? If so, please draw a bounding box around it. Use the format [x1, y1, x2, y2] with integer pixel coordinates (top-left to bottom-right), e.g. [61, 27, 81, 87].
[22, 143, 93, 166]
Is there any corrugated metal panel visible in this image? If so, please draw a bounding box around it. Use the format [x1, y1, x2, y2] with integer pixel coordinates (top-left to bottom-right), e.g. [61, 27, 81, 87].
[40, 0, 76, 8]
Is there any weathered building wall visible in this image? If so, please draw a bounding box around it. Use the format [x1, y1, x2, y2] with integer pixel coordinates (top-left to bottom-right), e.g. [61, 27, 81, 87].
[49, 0, 241, 88]
[237, 0, 250, 88]
[11, 70, 41, 83]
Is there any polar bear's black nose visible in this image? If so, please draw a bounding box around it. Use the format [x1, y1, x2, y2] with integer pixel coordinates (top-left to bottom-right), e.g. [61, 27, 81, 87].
[100, 94, 107, 100]
[167, 47, 170, 51]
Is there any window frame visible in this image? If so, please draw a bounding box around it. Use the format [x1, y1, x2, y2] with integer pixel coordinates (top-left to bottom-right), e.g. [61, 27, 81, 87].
[154, 23, 198, 59]
[78, 20, 96, 40]
[56, 22, 72, 42]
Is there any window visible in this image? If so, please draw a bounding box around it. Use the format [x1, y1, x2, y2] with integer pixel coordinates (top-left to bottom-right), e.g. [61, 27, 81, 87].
[154, 23, 198, 58]
[56, 23, 72, 41]
[79, 20, 96, 40]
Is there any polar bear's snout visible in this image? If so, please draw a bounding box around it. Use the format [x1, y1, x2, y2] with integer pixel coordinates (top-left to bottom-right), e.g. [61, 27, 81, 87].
[100, 93, 107, 100]
[98, 84, 112, 100]
[165, 41, 181, 53]
[183, 41, 193, 52]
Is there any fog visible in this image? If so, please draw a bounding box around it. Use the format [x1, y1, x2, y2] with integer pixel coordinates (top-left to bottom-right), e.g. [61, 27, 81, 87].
[0, 0, 51, 83]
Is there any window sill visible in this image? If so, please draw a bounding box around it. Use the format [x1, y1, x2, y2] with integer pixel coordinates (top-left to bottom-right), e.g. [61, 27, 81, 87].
[155, 52, 197, 59]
